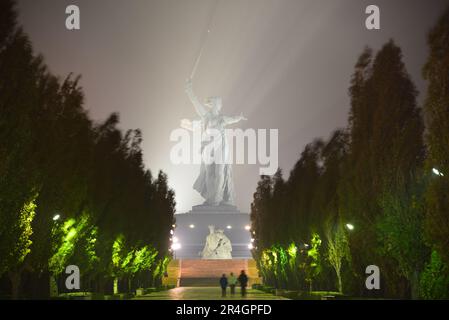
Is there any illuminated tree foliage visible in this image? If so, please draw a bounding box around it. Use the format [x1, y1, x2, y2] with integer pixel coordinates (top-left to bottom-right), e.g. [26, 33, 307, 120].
[419, 251, 449, 299]
[304, 233, 322, 291]
[251, 134, 345, 293]
[0, 1, 175, 298]
[325, 221, 350, 293]
[251, 10, 449, 297]
[0, 197, 36, 275]
[0, 197, 37, 299]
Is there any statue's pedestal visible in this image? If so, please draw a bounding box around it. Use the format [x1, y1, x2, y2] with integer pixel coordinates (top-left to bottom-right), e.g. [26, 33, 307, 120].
[189, 204, 240, 213]
[173, 205, 252, 259]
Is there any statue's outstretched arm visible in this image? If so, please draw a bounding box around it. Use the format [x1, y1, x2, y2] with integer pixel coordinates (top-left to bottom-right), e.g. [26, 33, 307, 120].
[185, 78, 207, 117]
[223, 113, 247, 125]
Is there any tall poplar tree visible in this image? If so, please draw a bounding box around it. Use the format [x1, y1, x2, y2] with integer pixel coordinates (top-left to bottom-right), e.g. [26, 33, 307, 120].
[422, 7, 449, 265]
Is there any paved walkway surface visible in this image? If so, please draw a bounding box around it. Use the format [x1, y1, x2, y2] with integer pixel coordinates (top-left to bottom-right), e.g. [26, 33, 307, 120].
[133, 287, 289, 300]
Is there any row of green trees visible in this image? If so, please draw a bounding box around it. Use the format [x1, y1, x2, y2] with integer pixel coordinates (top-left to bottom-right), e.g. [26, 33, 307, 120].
[0, 0, 175, 299]
[250, 8, 449, 299]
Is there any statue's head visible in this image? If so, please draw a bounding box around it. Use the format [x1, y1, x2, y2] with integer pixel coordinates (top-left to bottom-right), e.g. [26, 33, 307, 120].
[208, 225, 215, 233]
[204, 96, 222, 113]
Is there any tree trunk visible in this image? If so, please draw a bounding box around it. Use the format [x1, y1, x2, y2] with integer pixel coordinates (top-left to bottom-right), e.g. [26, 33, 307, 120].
[113, 277, 119, 294]
[9, 271, 22, 300]
[49, 275, 59, 298]
[93, 274, 103, 294]
[410, 270, 420, 300]
[335, 264, 343, 293]
[337, 272, 343, 293]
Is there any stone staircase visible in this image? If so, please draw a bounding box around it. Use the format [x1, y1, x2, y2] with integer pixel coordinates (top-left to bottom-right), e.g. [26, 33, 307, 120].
[168, 259, 261, 287]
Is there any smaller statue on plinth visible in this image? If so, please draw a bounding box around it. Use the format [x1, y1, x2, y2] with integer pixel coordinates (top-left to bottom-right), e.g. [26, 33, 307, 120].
[201, 225, 232, 259]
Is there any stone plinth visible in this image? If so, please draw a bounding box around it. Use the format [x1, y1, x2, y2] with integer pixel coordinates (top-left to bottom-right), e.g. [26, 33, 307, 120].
[173, 205, 251, 259]
[189, 204, 240, 214]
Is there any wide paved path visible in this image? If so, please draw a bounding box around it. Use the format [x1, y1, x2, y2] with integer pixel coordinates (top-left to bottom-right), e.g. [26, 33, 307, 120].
[133, 287, 288, 300]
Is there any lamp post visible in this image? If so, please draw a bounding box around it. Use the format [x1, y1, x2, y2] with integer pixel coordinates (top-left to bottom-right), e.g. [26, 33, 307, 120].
[432, 168, 444, 177]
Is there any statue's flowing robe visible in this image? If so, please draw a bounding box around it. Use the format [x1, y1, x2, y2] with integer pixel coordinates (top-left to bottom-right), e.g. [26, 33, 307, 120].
[193, 114, 235, 206]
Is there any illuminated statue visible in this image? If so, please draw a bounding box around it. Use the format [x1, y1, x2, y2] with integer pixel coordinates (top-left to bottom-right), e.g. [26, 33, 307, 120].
[184, 78, 246, 206]
[201, 225, 232, 259]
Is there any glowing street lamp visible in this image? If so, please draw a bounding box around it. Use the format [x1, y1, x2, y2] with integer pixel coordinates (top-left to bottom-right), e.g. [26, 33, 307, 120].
[346, 223, 354, 231]
[53, 214, 60, 221]
[226, 225, 232, 229]
[432, 168, 444, 177]
[171, 242, 181, 259]
[244, 225, 251, 231]
[189, 224, 195, 229]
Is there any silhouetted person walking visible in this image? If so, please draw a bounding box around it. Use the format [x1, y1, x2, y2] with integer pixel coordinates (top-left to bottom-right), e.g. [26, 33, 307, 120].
[228, 272, 237, 295]
[219, 274, 228, 297]
[238, 270, 248, 297]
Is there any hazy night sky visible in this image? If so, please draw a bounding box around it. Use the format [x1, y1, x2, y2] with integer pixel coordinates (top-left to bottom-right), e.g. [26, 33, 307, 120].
[17, 0, 449, 213]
